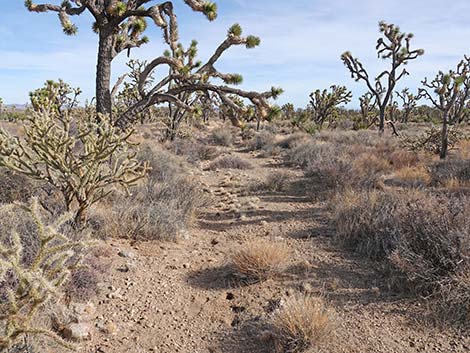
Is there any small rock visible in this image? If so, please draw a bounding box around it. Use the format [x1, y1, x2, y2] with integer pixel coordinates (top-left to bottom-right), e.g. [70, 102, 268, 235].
[118, 250, 135, 258]
[97, 320, 118, 335]
[182, 263, 190, 269]
[62, 323, 92, 341]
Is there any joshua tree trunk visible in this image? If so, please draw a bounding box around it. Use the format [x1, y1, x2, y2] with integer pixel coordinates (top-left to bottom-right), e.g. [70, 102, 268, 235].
[378, 107, 386, 133]
[440, 114, 449, 159]
[96, 29, 114, 116]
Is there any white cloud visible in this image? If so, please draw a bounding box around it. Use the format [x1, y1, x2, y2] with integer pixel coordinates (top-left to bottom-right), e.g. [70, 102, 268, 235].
[3, 0, 470, 107]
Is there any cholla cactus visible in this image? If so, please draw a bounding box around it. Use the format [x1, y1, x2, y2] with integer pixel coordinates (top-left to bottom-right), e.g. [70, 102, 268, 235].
[341, 21, 424, 133]
[25, 0, 218, 116]
[113, 22, 282, 131]
[0, 81, 147, 225]
[0, 199, 87, 350]
[419, 56, 470, 159]
[309, 85, 352, 129]
[29, 80, 81, 115]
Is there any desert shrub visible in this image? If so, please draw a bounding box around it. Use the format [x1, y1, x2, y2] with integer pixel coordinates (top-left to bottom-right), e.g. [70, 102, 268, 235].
[350, 153, 390, 188]
[0, 199, 88, 350]
[232, 238, 290, 280]
[428, 158, 470, 186]
[270, 295, 336, 353]
[208, 155, 253, 170]
[276, 133, 310, 150]
[388, 149, 419, 169]
[211, 127, 234, 146]
[138, 145, 187, 183]
[95, 148, 206, 241]
[384, 166, 431, 188]
[331, 189, 470, 312]
[263, 172, 291, 192]
[248, 131, 275, 151]
[0, 168, 37, 204]
[169, 138, 220, 163]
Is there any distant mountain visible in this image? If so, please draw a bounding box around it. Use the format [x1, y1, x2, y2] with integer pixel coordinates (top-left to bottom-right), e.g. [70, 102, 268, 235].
[4, 104, 28, 111]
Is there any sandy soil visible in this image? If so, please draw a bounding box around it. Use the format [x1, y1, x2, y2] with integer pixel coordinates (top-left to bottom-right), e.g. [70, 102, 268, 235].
[79, 140, 469, 353]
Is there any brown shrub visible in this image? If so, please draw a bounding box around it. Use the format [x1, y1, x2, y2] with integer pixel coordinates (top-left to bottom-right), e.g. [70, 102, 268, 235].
[330, 189, 470, 324]
[169, 138, 220, 163]
[232, 239, 290, 280]
[208, 155, 253, 170]
[388, 149, 419, 169]
[385, 166, 431, 188]
[263, 171, 291, 192]
[271, 295, 336, 353]
[211, 127, 234, 146]
[93, 146, 207, 241]
[429, 158, 470, 186]
[0, 168, 38, 204]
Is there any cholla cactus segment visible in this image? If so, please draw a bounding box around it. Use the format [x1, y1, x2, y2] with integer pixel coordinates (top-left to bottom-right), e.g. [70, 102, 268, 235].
[0, 80, 148, 225]
[0, 198, 88, 351]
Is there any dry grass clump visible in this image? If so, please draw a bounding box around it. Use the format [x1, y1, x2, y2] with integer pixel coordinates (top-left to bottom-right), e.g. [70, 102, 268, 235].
[331, 189, 470, 324]
[232, 238, 291, 280]
[93, 146, 206, 241]
[208, 155, 253, 170]
[385, 166, 431, 188]
[211, 127, 234, 146]
[270, 295, 336, 353]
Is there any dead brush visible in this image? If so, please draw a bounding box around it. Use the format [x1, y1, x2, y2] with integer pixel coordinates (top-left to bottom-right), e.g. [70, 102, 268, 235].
[263, 171, 291, 192]
[232, 238, 291, 281]
[270, 294, 336, 353]
[208, 155, 253, 170]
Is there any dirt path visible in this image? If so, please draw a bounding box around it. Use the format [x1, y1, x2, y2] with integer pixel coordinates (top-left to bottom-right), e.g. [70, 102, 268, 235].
[83, 145, 469, 353]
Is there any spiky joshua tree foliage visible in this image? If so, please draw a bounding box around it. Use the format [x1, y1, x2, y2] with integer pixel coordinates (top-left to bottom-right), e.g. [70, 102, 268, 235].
[419, 56, 470, 159]
[341, 21, 424, 133]
[25, 0, 218, 116]
[395, 88, 418, 123]
[0, 199, 88, 351]
[112, 22, 282, 130]
[0, 80, 147, 225]
[309, 85, 352, 129]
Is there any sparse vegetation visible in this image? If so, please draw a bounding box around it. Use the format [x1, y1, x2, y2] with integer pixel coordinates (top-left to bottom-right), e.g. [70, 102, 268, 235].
[208, 155, 253, 170]
[270, 295, 336, 353]
[0, 199, 88, 350]
[232, 239, 290, 280]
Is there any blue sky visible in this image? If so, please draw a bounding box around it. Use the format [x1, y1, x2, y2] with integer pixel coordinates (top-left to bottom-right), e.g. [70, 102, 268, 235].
[1, 0, 470, 107]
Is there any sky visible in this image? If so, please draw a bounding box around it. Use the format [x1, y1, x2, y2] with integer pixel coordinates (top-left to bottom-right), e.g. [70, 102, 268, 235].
[1, 0, 470, 108]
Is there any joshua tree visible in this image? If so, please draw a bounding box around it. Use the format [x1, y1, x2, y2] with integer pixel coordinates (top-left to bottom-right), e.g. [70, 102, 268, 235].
[112, 22, 283, 129]
[356, 92, 377, 129]
[25, 0, 218, 116]
[419, 56, 470, 159]
[308, 85, 352, 129]
[396, 88, 419, 123]
[341, 21, 424, 133]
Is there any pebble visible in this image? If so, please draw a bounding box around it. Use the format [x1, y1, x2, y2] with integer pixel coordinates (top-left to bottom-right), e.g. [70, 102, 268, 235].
[62, 323, 92, 341]
[118, 250, 136, 259]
